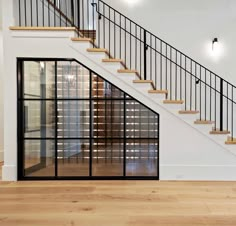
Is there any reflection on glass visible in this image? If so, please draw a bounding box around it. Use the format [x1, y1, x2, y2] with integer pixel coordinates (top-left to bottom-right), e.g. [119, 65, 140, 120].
[57, 61, 90, 99]
[57, 139, 90, 176]
[24, 140, 55, 177]
[57, 101, 90, 138]
[126, 139, 158, 177]
[92, 74, 124, 99]
[93, 100, 124, 138]
[24, 61, 55, 99]
[92, 139, 124, 176]
[24, 101, 55, 138]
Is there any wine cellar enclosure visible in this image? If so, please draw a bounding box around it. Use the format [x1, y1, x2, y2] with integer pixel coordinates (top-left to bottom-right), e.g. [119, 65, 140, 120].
[17, 58, 159, 180]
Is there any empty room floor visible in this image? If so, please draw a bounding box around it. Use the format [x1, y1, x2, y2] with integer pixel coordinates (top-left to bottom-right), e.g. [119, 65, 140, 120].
[0, 164, 236, 226]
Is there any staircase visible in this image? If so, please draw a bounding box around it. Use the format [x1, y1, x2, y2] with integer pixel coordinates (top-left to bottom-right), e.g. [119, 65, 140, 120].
[12, 0, 236, 147]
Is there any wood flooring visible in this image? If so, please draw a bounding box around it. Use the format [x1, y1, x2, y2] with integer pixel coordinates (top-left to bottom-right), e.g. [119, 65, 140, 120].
[0, 163, 236, 226]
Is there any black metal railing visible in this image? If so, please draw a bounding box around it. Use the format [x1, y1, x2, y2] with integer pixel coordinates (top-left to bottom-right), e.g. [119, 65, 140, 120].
[16, 0, 235, 140]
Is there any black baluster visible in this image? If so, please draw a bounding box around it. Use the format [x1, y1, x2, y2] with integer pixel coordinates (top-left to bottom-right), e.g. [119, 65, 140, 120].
[24, 0, 27, 26]
[144, 30, 147, 80]
[220, 78, 224, 131]
[205, 69, 207, 121]
[114, 11, 116, 59]
[19, 0, 21, 26]
[160, 41, 162, 90]
[30, 0, 32, 26]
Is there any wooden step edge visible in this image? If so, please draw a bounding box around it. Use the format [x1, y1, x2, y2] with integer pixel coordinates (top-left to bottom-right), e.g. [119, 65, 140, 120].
[102, 59, 123, 63]
[210, 129, 231, 135]
[118, 69, 138, 73]
[225, 137, 236, 145]
[71, 37, 92, 42]
[87, 48, 107, 53]
[9, 26, 77, 31]
[148, 90, 168, 94]
[194, 120, 214, 125]
[163, 100, 184, 104]
[133, 80, 153, 84]
[179, 110, 199, 114]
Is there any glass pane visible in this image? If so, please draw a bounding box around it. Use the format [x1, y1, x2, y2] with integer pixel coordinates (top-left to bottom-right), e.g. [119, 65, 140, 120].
[92, 74, 124, 99]
[24, 140, 55, 177]
[126, 101, 158, 138]
[57, 61, 90, 99]
[93, 100, 124, 138]
[92, 139, 124, 176]
[57, 139, 90, 176]
[57, 101, 90, 138]
[126, 139, 158, 177]
[24, 101, 55, 138]
[24, 61, 55, 99]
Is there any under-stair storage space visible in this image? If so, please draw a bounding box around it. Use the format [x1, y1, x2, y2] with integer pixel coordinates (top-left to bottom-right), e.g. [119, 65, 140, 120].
[17, 59, 159, 180]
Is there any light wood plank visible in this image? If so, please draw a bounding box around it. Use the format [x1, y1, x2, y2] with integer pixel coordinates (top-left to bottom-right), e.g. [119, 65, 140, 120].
[102, 59, 123, 63]
[210, 129, 230, 135]
[225, 137, 236, 145]
[194, 120, 214, 125]
[163, 100, 184, 104]
[179, 110, 199, 114]
[148, 90, 168, 94]
[9, 26, 77, 31]
[71, 37, 92, 41]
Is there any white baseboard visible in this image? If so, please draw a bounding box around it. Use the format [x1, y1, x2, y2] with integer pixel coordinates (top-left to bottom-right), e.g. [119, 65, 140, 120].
[2, 165, 17, 181]
[160, 165, 236, 181]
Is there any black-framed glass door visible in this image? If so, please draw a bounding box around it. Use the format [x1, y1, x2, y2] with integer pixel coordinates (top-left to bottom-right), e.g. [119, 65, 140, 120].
[17, 58, 159, 180]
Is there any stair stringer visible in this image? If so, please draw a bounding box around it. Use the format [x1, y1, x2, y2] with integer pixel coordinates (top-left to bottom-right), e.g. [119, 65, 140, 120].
[4, 30, 236, 180]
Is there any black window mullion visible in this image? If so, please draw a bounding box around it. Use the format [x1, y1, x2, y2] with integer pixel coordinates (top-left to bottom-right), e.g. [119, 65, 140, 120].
[89, 71, 93, 177]
[123, 95, 126, 177]
[55, 61, 58, 178]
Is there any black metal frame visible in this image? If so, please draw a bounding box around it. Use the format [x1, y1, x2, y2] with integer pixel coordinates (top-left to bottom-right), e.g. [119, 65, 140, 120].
[17, 57, 160, 180]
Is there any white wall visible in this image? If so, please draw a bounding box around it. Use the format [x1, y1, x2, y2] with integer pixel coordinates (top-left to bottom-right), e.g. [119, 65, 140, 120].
[2, 28, 236, 181]
[103, 0, 236, 86]
[0, 0, 4, 162]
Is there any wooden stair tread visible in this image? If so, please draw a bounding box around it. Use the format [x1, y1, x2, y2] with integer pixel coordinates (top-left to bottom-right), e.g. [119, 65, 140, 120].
[163, 100, 184, 104]
[179, 110, 199, 114]
[102, 59, 123, 63]
[133, 80, 153, 84]
[194, 120, 214, 125]
[118, 69, 138, 73]
[71, 37, 92, 41]
[9, 26, 76, 31]
[148, 90, 168, 94]
[225, 137, 236, 145]
[210, 129, 230, 135]
[87, 48, 107, 53]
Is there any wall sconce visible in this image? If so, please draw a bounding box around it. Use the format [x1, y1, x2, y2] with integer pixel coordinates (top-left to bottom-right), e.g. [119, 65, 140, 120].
[212, 38, 218, 52]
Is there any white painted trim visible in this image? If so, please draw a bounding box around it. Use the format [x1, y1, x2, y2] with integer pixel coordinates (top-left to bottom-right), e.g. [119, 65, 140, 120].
[160, 165, 236, 181]
[2, 165, 17, 181]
